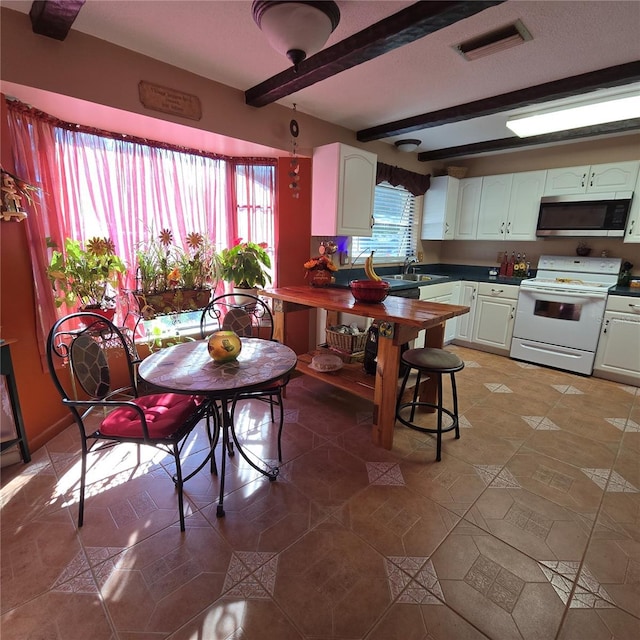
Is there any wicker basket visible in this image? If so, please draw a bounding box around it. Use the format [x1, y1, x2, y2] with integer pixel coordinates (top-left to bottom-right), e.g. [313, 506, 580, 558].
[447, 166, 468, 179]
[325, 328, 367, 354]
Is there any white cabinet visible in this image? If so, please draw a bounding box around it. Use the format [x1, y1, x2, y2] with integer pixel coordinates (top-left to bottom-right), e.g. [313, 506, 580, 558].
[421, 176, 459, 240]
[472, 283, 519, 354]
[544, 161, 639, 196]
[416, 282, 456, 346]
[455, 178, 482, 239]
[624, 168, 640, 243]
[311, 142, 377, 237]
[454, 281, 478, 341]
[505, 170, 547, 241]
[476, 174, 513, 240]
[593, 295, 640, 384]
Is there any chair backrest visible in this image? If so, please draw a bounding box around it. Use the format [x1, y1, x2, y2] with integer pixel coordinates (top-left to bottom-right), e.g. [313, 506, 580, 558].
[46, 312, 139, 404]
[199, 293, 274, 340]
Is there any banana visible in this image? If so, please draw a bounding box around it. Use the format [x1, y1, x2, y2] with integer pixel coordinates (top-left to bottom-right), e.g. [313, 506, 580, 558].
[365, 251, 382, 281]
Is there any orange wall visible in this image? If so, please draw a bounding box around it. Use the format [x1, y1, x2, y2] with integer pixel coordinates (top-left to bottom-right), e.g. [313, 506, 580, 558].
[1, 96, 72, 453]
[276, 157, 312, 354]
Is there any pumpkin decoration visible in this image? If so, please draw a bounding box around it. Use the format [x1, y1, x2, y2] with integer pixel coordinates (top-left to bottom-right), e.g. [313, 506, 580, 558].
[207, 330, 242, 363]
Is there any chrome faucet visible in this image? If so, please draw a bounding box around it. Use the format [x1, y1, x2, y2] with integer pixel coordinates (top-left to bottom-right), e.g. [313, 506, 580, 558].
[403, 256, 417, 274]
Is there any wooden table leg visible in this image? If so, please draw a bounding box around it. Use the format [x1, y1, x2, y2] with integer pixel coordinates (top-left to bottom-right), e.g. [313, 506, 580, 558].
[418, 322, 445, 408]
[372, 332, 400, 450]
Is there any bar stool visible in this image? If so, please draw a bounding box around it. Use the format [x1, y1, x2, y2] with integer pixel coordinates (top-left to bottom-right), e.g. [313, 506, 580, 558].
[396, 347, 464, 461]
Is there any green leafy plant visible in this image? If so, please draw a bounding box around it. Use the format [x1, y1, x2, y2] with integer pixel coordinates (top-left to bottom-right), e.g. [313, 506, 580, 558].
[46, 237, 127, 309]
[218, 239, 272, 289]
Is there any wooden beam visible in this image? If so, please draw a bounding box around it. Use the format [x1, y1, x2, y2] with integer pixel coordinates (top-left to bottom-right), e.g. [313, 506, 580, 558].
[29, 0, 86, 41]
[358, 61, 640, 141]
[245, 0, 503, 108]
[417, 119, 640, 161]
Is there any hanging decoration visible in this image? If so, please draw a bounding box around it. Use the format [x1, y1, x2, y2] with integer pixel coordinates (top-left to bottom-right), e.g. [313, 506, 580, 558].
[1, 168, 39, 222]
[289, 104, 300, 198]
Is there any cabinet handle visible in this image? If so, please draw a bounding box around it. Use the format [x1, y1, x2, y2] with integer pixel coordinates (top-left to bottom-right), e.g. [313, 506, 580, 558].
[629, 219, 635, 235]
[500, 222, 505, 234]
[603, 318, 609, 334]
[629, 304, 640, 310]
[582, 172, 588, 188]
[491, 288, 504, 294]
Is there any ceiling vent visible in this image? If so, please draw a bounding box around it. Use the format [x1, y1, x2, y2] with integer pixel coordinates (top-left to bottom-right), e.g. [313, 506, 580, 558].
[454, 20, 532, 61]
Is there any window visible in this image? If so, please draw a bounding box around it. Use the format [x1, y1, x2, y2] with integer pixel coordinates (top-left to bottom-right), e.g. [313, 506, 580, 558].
[351, 182, 416, 262]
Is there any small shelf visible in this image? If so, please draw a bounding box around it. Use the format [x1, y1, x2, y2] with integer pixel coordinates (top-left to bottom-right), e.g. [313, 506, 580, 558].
[296, 352, 375, 402]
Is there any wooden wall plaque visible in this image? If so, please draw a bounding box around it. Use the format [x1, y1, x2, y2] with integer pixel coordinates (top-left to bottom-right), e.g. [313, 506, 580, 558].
[138, 81, 202, 121]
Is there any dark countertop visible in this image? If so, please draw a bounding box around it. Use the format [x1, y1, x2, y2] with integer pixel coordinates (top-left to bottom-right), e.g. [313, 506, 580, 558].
[334, 263, 640, 297]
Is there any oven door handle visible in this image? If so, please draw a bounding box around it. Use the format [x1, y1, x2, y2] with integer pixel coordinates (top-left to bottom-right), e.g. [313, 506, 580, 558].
[521, 287, 606, 301]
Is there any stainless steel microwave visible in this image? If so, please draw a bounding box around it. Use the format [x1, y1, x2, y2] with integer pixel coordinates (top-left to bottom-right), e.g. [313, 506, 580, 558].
[536, 192, 633, 237]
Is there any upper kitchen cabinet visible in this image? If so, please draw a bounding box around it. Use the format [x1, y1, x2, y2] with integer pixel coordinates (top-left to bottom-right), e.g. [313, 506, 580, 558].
[454, 177, 482, 239]
[311, 142, 377, 237]
[544, 161, 639, 196]
[476, 174, 514, 240]
[421, 176, 459, 240]
[505, 170, 547, 241]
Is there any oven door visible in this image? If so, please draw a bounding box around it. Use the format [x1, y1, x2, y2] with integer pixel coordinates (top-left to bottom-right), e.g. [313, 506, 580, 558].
[512, 285, 607, 351]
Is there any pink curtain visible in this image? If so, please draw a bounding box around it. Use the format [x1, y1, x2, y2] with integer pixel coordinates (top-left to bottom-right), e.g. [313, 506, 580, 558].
[6, 100, 276, 364]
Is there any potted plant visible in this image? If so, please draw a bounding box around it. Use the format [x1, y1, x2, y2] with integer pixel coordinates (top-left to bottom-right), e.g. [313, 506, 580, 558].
[133, 229, 219, 319]
[46, 236, 127, 319]
[218, 239, 272, 295]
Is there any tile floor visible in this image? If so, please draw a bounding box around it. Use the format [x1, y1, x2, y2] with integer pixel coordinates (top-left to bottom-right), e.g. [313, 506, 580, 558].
[1, 346, 639, 639]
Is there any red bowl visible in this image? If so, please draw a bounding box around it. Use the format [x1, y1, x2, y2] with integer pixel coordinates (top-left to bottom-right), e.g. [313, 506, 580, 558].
[349, 279, 390, 303]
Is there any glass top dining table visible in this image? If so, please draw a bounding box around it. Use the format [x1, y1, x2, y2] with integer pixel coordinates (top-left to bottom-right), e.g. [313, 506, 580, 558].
[138, 337, 298, 517]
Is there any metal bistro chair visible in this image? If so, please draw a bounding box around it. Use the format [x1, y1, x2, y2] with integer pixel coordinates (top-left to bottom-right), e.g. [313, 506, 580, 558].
[395, 347, 464, 461]
[199, 293, 290, 462]
[46, 312, 209, 531]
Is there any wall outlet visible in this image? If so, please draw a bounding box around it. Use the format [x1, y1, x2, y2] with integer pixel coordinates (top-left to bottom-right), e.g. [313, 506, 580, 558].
[417, 251, 424, 262]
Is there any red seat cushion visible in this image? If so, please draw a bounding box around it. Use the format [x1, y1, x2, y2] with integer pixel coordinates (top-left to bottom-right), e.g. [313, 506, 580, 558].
[100, 393, 203, 439]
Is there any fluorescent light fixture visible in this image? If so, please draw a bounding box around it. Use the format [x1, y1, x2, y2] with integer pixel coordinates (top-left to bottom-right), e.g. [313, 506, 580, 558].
[506, 93, 640, 137]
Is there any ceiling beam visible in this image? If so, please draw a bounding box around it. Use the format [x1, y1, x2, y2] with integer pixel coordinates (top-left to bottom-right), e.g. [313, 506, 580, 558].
[417, 119, 640, 161]
[358, 61, 640, 142]
[29, 0, 86, 40]
[245, 0, 503, 108]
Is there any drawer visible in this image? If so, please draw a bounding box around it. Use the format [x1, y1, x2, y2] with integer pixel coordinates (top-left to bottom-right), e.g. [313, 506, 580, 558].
[476, 282, 519, 299]
[606, 295, 640, 314]
[418, 281, 454, 300]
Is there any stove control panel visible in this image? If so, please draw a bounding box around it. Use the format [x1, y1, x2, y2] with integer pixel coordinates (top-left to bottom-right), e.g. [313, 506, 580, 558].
[538, 255, 622, 275]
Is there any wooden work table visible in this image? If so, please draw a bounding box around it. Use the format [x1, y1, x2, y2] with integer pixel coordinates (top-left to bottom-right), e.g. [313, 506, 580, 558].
[261, 286, 469, 450]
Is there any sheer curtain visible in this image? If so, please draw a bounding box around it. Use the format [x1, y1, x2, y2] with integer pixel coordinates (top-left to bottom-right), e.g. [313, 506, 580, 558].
[6, 100, 276, 365]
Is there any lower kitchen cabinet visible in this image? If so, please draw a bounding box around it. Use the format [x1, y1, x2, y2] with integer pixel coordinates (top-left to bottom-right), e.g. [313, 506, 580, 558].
[454, 281, 478, 342]
[471, 283, 519, 354]
[593, 295, 640, 384]
[416, 282, 456, 346]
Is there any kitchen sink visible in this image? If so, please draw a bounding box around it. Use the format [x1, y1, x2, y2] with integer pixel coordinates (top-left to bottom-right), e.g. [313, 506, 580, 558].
[385, 273, 449, 282]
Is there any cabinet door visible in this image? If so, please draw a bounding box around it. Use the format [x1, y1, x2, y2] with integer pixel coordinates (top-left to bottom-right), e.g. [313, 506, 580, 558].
[476, 174, 513, 240]
[455, 178, 482, 239]
[472, 295, 516, 351]
[455, 281, 477, 340]
[506, 170, 546, 241]
[311, 143, 376, 237]
[421, 176, 459, 240]
[588, 161, 639, 193]
[594, 312, 640, 380]
[544, 166, 590, 195]
[338, 147, 376, 236]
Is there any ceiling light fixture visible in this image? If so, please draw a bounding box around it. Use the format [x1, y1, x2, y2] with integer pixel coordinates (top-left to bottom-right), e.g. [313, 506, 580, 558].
[506, 92, 640, 137]
[454, 20, 532, 62]
[251, 1, 340, 69]
[395, 139, 421, 152]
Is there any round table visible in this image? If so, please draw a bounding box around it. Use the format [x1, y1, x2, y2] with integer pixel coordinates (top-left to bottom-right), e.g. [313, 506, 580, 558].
[138, 338, 298, 516]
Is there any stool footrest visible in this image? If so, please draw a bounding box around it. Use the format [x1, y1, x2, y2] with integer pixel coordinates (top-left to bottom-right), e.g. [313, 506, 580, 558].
[397, 402, 459, 435]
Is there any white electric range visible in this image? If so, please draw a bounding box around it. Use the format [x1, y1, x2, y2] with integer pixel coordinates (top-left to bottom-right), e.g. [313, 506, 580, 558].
[510, 255, 621, 374]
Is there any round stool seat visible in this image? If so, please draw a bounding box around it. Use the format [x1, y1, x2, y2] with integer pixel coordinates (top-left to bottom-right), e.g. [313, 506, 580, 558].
[401, 348, 464, 373]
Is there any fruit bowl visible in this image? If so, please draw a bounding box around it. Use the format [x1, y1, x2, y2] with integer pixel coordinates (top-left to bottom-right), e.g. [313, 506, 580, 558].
[349, 279, 390, 303]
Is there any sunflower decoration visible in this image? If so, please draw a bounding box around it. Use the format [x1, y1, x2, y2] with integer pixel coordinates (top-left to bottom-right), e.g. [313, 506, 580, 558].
[86, 236, 117, 257]
[186, 232, 204, 249]
[159, 228, 174, 247]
